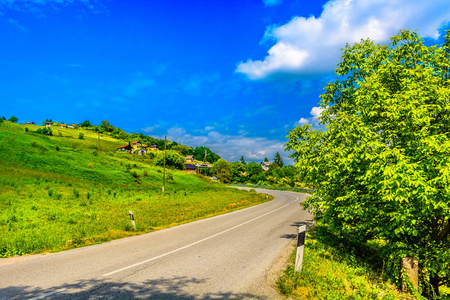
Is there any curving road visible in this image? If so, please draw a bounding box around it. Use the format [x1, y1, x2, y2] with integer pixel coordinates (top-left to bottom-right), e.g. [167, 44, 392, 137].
[0, 189, 312, 299]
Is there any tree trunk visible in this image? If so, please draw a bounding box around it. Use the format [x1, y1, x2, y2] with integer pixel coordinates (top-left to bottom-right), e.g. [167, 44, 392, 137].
[423, 274, 440, 299]
[430, 274, 440, 298]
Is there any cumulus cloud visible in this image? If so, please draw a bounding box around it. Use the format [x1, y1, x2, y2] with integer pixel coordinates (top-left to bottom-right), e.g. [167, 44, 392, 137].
[149, 126, 292, 164]
[236, 0, 450, 79]
[263, 0, 282, 7]
[297, 106, 324, 128]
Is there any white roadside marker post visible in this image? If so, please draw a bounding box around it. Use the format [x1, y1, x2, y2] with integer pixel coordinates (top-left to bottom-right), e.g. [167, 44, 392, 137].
[295, 225, 306, 273]
[129, 210, 136, 230]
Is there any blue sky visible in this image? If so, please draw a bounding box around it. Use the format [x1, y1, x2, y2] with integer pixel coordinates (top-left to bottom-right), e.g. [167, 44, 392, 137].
[1, 0, 450, 163]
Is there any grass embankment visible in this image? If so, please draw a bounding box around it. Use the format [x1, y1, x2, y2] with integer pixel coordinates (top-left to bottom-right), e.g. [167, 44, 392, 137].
[277, 224, 429, 300]
[0, 122, 272, 257]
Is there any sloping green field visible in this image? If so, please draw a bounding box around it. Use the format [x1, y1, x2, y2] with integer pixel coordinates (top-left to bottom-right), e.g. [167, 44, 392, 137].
[0, 122, 271, 257]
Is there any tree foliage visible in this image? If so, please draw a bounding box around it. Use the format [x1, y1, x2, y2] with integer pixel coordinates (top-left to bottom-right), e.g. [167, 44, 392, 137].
[154, 150, 185, 170]
[286, 30, 450, 297]
[8, 116, 18, 123]
[211, 159, 232, 183]
[273, 151, 284, 167]
[193, 146, 220, 163]
[35, 127, 53, 136]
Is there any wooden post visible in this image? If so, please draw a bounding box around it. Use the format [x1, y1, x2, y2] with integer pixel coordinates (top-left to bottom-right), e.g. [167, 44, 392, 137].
[295, 225, 306, 272]
[401, 257, 419, 293]
[162, 136, 166, 192]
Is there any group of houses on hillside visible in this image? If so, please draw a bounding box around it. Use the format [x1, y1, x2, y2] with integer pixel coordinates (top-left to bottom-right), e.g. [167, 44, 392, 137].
[117, 141, 159, 155]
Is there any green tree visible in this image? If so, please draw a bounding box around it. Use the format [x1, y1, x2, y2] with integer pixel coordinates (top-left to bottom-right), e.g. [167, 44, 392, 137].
[171, 144, 194, 156]
[212, 159, 232, 183]
[273, 152, 284, 167]
[264, 157, 269, 162]
[230, 161, 247, 183]
[80, 120, 91, 127]
[193, 146, 220, 163]
[240, 156, 246, 165]
[8, 116, 18, 123]
[78, 132, 84, 140]
[286, 30, 450, 297]
[154, 150, 185, 170]
[246, 162, 263, 180]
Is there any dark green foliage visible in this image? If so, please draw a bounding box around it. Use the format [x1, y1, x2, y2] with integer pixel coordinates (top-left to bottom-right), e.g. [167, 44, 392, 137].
[80, 120, 91, 127]
[78, 132, 84, 140]
[35, 127, 53, 136]
[8, 116, 18, 123]
[273, 152, 284, 167]
[193, 146, 220, 163]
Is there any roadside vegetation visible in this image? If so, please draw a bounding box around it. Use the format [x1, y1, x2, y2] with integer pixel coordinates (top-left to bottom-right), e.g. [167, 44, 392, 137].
[283, 30, 450, 299]
[0, 121, 272, 257]
[278, 223, 405, 299]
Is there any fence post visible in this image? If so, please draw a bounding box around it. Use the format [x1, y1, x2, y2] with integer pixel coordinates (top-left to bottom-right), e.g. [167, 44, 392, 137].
[129, 210, 136, 230]
[295, 225, 306, 272]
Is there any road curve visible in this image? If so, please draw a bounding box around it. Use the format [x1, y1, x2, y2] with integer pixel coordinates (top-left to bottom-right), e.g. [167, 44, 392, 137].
[0, 189, 312, 299]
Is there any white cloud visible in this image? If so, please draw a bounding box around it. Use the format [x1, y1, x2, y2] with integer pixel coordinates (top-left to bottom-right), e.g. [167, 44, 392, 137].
[236, 0, 450, 79]
[151, 127, 293, 164]
[297, 106, 324, 128]
[263, 0, 282, 7]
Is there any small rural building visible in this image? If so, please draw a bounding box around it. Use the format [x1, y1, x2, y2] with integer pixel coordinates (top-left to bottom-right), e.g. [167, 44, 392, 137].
[117, 144, 133, 152]
[131, 141, 142, 146]
[46, 122, 52, 127]
[26, 121, 35, 125]
[185, 155, 194, 162]
[60, 124, 67, 128]
[260, 161, 273, 171]
[150, 145, 159, 150]
[67, 125, 74, 129]
[185, 164, 198, 173]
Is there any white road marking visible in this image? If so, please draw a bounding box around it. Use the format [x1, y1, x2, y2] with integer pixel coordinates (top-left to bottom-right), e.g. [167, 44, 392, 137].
[29, 288, 67, 300]
[102, 196, 299, 277]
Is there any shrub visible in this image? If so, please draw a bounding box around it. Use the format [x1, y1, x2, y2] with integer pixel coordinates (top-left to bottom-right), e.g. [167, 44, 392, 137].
[78, 132, 84, 140]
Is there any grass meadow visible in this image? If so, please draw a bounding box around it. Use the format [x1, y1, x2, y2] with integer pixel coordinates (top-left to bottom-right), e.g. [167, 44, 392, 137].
[0, 122, 271, 257]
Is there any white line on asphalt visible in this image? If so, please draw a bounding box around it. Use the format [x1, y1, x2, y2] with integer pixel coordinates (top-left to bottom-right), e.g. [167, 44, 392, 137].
[29, 288, 67, 300]
[102, 196, 299, 277]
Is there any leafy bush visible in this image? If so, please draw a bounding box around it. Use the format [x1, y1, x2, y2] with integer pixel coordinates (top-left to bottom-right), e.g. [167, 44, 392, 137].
[35, 127, 53, 136]
[154, 150, 185, 170]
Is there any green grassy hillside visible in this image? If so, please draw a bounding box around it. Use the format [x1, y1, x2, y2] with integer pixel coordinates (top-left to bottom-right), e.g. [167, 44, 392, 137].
[0, 122, 271, 257]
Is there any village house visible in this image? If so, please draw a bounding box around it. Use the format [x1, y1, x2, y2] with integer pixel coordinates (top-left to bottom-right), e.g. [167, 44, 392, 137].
[150, 145, 159, 150]
[260, 161, 273, 171]
[46, 122, 52, 127]
[185, 164, 198, 173]
[185, 155, 194, 162]
[117, 144, 133, 153]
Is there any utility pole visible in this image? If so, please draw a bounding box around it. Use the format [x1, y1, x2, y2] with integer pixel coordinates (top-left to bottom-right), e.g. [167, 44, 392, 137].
[97, 132, 100, 155]
[162, 136, 167, 192]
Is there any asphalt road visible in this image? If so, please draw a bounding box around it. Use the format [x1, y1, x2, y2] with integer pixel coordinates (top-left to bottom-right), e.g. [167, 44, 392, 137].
[0, 188, 312, 299]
